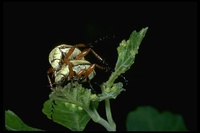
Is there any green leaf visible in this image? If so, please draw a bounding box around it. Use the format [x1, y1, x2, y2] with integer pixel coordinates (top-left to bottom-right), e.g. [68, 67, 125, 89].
[49, 83, 99, 110]
[91, 82, 125, 102]
[5, 110, 43, 131]
[42, 82, 98, 131]
[106, 27, 148, 87]
[126, 106, 188, 131]
[42, 100, 91, 131]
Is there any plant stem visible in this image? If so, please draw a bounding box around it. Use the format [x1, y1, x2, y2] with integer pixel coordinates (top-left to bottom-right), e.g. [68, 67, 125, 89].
[105, 99, 116, 130]
[106, 72, 118, 88]
[86, 107, 116, 131]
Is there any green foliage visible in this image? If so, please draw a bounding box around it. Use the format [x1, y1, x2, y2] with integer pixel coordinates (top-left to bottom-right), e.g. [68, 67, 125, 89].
[48, 83, 99, 110]
[106, 27, 148, 87]
[42, 83, 98, 131]
[5, 27, 149, 131]
[92, 82, 124, 102]
[42, 27, 148, 131]
[42, 100, 91, 131]
[126, 106, 188, 131]
[5, 110, 43, 131]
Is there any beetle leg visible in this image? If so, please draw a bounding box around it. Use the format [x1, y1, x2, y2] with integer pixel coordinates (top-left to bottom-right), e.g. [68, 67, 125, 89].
[82, 64, 95, 78]
[74, 43, 92, 48]
[75, 48, 91, 59]
[63, 43, 91, 63]
[62, 59, 70, 64]
[47, 67, 54, 88]
[90, 49, 111, 71]
[63, 47, 76, 61]
[75, 47, 110, 71]
[77, 47, 110, 71]
[75, 69, 86, 78]
[76, 63, 108, 79]
[66, 43, 109, 68]
[68, 62, 75, 81]
[72, 64, 95, 80]
[75, 67, 96, 93]
[74, 46, 103, 62]
[64, 43, 91, 60]
[94, 63, 110, 71]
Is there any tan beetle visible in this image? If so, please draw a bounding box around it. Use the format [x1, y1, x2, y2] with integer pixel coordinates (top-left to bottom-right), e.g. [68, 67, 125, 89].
[47, 43, 110, 89]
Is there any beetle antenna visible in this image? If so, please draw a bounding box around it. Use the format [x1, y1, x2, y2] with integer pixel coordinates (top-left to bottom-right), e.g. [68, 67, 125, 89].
[88, 35, 115, 46]
[109, 70, 128, 86]
[119, 74, 128, 86]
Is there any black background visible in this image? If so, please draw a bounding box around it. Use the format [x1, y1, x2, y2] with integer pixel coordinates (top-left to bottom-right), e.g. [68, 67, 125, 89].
[3, 2, 197, 131]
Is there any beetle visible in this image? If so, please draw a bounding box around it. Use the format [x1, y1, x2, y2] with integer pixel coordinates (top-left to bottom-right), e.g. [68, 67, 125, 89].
[47, 43, 110, 88]
[53, 59, 107, 86]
